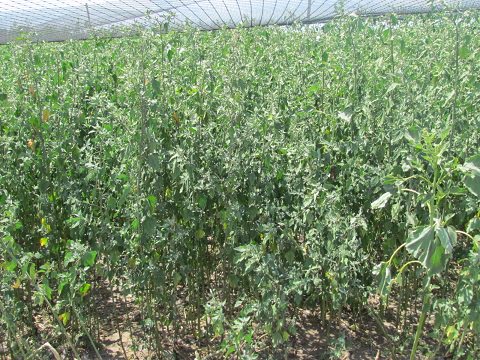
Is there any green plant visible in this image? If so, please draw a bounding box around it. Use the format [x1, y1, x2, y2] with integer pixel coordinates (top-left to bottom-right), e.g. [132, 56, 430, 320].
[1, 10, 479, 358]
[373, 129, 479, 358]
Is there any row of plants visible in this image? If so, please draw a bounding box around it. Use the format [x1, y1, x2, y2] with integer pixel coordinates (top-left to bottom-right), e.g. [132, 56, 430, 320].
[1, 8, 479, 359]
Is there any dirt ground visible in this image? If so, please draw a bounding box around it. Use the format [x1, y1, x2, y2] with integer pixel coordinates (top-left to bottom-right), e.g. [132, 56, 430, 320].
[1, 285, 433, 360]
[83, 290, 404, 360]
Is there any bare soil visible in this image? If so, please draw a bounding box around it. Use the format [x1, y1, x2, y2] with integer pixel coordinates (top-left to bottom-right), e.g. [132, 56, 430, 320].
[1, 284, 438, 360]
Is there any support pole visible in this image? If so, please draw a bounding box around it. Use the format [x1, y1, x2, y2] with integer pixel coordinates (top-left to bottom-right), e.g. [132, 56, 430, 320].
[85, 3, 92, 27]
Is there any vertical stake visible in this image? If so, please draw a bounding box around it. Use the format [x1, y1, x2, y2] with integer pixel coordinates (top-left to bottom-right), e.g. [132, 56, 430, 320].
[85, 3, 92, 27]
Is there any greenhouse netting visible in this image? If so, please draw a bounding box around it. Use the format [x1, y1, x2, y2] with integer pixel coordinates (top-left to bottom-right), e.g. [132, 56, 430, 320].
[1, 0, 479, 43]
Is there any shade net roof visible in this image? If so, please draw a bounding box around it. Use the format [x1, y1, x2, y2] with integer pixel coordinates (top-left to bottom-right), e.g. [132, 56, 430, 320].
[1, 0, 479, 43]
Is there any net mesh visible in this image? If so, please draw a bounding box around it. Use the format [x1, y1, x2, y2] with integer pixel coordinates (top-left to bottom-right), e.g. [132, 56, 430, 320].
[1, 0, 479, 43]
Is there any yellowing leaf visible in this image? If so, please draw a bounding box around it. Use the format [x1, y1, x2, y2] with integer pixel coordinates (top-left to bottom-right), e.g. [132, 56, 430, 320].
[59, 312, 70, 325]
[42, 109, 50, 122]
[41, 218, 52, 233]
[40, 237, 48, 247]
[12, 278, 21, 289]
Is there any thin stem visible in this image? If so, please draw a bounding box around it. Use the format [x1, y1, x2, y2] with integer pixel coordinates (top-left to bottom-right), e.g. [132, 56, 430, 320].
[456, 230, 475, 242]
[410, 277, 431, 360]
[400, 188, 421, 196]
[397, 261, 421, 276]
[388, 243, 406, 264]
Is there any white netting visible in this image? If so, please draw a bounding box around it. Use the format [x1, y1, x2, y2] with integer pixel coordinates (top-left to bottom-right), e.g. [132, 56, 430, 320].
[1, 0, 479, 43]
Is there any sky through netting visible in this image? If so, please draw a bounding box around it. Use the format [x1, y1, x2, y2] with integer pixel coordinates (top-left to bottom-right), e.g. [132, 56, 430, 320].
[1, 0, 479, 43]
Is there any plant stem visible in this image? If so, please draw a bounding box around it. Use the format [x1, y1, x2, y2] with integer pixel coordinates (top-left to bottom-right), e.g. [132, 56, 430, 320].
[410, 277, 431, 360]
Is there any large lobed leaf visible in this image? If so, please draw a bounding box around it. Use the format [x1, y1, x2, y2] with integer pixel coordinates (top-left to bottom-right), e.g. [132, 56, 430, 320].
[406, 225, 451, 275]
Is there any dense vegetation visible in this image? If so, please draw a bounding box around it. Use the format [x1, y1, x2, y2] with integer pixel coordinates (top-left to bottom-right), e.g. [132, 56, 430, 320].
[1, 9, 479, 359]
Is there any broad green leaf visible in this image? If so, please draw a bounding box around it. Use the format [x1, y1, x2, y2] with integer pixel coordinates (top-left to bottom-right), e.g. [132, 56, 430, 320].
[462, 154, 480, 176]
[404, 126, 420, 143]
[66, 217, 82, 228]
[64, 251, 74, 266]
[307, 84, 320, 94]
[436, 227, 457, 254]
[406, 226, 434, 267]
[272, 331, 283, 345]
[285, 250, 295, 263]
[371, 192, 392, 210]
[464, 175, 480, 197]
[373, 261, 391, 297]
[467, 217, 480, 233]
[147, 195, 157, 209]
[151, 78, 161, 94]
[462, 155, 480, 197]
[406, 226, 449, 275]
[131, 218, 139, 230]
[143, 217, 156, 236]
[173, 272, 182, 286]
[474, 235, 480, 252]
[82, 251, 97, 267]
[146, 154, 160, 170]
[79, 283, 91, 297]
[58, 279, 69, 296]
[3, 260, 17, 272]
[225, 345, 235, 356]
[459, 45, 470, 59]
[322, 51, 328, 63]
[29, 263, 36, 280]
[195, 229, 205, 239]
[428, 243, 448, 275]
[197, 194, 207, 209]
[167, 48, 174, 61]
[390, 14, 398, 25]
[42, 283, 52, 300]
